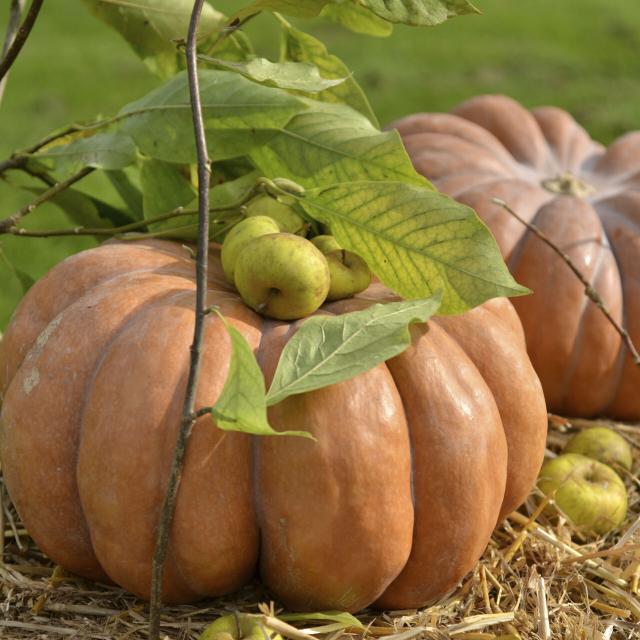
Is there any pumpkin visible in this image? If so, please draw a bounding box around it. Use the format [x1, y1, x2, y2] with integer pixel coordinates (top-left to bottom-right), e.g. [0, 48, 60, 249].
[392, 95, 640, 420]
[0, 239, 547, 611]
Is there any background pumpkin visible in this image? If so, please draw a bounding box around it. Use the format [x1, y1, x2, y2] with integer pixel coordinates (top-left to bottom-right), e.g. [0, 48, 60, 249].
[0, 239, 547, 611]
[392, 95, 640, 420]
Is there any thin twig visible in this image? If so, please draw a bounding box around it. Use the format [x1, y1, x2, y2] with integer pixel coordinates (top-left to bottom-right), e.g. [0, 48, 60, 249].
[0, 167, 93, 233]
[148, 1, 211, 638]
[0, 0, 26, 107]
[0, 0, 44, 86]
[492, 197, 640, 367]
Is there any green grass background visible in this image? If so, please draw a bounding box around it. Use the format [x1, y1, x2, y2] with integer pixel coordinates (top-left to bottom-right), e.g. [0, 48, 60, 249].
[1, 0, 639, 328]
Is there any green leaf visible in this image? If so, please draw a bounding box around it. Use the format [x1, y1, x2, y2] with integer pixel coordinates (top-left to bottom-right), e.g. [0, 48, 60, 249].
[34, 132, 137, 173]
[118, 69, 307, 163]
[211, 170, 261, 207]
[280, 611, 364, 633]
[200, 56, 347, 92]
[213, 314, 313, 439]
[299, 181, 530, 314]
[278, 19, 378, 126]
[250, 102, 428, 188]
[360, 0, 480, 26]
[265, 296, 441, 406]
[82, 0, 225, 79]
[0, 245, 35, 294]
[140, 158, 196, 233]
[105, 169, 144, 220]
[21, 185, 134, 231]
[320, 3, 393, 37]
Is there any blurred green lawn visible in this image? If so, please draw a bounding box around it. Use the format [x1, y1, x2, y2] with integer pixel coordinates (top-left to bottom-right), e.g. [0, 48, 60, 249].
[1, 0, 639, 328]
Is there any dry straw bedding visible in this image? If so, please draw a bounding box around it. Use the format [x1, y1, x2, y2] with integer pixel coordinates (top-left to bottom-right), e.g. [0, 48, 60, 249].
[1, 417, 639, 640]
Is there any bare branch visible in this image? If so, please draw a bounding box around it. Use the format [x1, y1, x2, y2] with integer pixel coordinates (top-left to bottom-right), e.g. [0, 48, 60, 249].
[0, 167, 93, 233]
[492, 197, 640, 368]
[0, 0, 44, 88]
[0, 0, 26, 107]
[148, 1, 212, 638]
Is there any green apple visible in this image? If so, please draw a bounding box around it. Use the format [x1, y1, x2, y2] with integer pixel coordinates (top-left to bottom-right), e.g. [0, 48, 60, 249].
[311, 235, 372, 301]
[245, 194, 306, 235]
[537, 453, 628, 535]
[199, 614, 282, 640]
[221, 215, 280, 284]
[564, 426, 633, 472]
[234, 233, 330, 320]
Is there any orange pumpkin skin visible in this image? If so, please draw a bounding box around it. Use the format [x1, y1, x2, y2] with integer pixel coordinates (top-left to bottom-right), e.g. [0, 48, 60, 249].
[392, 95, 640, 420]
[0, 239, 546, 611]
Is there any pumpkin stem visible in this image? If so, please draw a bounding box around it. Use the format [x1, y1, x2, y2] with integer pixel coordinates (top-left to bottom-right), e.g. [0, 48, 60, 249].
[541, 172, 596, 198]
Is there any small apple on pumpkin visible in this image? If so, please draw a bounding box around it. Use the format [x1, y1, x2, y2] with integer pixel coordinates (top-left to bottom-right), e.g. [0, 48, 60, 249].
[221, 214, 372, 320]
[311, 235, 372, 301]
[245, 193, 306, 235]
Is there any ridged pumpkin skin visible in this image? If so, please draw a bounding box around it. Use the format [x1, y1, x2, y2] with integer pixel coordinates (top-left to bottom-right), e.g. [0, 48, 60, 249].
[0, 239, 546, 611]
[392, 95, 640, 420]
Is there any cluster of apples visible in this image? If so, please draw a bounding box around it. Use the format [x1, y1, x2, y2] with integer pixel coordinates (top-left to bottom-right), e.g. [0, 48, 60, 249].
[221, 195, 372, 320]
[537, 426, 633, 535]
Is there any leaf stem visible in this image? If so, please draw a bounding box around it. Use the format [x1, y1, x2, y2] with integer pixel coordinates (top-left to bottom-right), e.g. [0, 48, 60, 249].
[148, 1, 211, 638]
[492, 197, 640, 368]
[0, 0, 43, 98]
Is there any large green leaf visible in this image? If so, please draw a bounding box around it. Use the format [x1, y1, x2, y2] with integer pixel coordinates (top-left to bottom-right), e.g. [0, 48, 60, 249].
[250, 102, 428, 188]
[299, 181, 530, 314]
[105, 169, 144, 220]
[265, 296, 441, 405]
[118, 70, 307, 163]
[82, 0, 226, 78]
[213, 315, 312, 439]
[200, 56, 346, 92]
[34, 132, 137, 173]
[21, 186, 134, 230]
[278, 19, 378, 125]
[139, 158, 196, 234]
[360, 0, 479, 25]
[320, 3, 393, 37]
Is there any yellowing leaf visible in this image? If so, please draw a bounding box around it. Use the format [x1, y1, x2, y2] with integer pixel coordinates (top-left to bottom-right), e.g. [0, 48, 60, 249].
[300, 181, 530, 314]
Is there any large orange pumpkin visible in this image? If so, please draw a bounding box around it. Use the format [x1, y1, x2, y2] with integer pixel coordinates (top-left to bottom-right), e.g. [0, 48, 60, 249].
[392, 95, 640, 420]
[0, 239, 546, 611]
